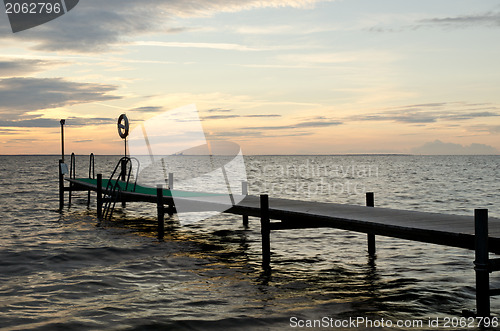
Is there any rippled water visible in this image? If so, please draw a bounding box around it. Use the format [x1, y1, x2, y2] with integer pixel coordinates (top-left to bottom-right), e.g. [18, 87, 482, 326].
[1, 155, 500, 330]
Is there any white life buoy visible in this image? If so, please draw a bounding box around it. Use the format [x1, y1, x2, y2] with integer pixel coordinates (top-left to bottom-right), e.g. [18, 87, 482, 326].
[117, 114, 129, 139]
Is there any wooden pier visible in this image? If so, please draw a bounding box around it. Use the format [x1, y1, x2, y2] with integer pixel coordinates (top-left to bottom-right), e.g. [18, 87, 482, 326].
[60, 159, 500, 318]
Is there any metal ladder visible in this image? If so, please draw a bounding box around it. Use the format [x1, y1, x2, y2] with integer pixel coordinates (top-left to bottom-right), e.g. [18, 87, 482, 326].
[102, 157, 139, 220]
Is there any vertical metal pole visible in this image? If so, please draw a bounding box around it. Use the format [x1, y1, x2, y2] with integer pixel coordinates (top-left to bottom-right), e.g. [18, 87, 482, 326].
[366, 192, 376, 256]
[168, 172, 174, 190]
[60, 119, 65, 162]
[157, 185, 165, 240]
[121, 159, 126, 208]
[96, 174, 103, 219]
[167, 173, 175, 216]
[260, 194, 270, 270]
[68, 153, 74, 206]
[59, 159, 64, 210]
[88, 153, 94, 206]
[475, 208, 490, 317]
[242, 181, 248, 227]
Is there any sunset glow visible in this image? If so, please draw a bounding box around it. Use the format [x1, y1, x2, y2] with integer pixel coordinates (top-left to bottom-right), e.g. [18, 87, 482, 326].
[1, 0, 500, 155]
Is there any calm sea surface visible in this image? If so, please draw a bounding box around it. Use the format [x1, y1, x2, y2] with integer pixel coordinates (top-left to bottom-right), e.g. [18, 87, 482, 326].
[1, 155, 500, 330]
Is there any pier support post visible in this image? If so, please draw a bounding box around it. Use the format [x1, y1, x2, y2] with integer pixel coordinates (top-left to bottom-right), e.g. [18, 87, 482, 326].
[168, 173, 174, 190]
[260, 194, 271, 270]
[96, 174, 103, 219]
[58, 159, 64, 211]
[121, 158, 127, 208]
[366, 192, 376, 256]
[242, 181, 248, 227]
[157, 185, 165, 240]
[474, 208, 490, 317]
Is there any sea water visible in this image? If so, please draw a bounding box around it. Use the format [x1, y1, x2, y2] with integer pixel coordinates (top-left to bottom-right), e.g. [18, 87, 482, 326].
[1, 155, 500, 330]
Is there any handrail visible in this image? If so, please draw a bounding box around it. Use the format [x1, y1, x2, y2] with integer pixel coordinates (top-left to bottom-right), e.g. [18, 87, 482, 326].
[89, 153, 95, 179]
[69, 153, 76, 205]
[102, 156, 141, 220]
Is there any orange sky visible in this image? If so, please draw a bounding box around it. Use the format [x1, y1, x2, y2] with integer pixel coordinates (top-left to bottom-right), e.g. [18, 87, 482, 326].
[1, 0, 500, 155]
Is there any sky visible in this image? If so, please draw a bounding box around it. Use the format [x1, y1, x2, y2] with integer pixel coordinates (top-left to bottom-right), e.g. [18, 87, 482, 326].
[1, 0, 500, 155]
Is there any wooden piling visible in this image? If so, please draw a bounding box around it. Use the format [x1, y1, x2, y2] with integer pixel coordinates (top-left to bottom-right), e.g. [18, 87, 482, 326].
[474, 208, 490, 317]
[366, 192, 375, 256]
[58, 159, 64, 210]
[157, 185, 165, 239]
[96, 174, 103, 219]
[242, 181, 248, 227]
[260, 194, 270, 270]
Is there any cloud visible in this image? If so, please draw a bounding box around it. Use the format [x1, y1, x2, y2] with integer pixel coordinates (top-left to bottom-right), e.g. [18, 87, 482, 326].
[202, 113, 282, 120]
[207, 108, 233, 113]
[243, 119, 342, 130]
[245, 114, 281, 118]
[203, 114, 240, 120]
[0, 117, 115, 128]
[420, 11, 500, 28]
[0, 128, 19, 134]
[0, 77, 120, 118]
[0, 0, 330, 53]
[0, 58, 66, 77]
[211, 130, 313, 139]
[412, 140, 499, 155]
[350, 102, 500, 124]
[133, 41, 263, 51]
[129, 106, 164, 112]
[466, 124, 500, 134]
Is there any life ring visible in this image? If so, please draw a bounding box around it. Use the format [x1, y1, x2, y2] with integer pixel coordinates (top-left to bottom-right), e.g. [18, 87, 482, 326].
[117, 114, 129, 139]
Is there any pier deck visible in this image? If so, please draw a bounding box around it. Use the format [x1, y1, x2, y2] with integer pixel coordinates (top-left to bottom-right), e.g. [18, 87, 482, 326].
[230, 195, 500, 253]
[67, 177, 500, 254]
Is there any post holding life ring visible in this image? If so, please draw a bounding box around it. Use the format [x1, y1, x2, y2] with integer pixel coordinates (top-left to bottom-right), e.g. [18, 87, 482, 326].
[117, 114, 129, 139]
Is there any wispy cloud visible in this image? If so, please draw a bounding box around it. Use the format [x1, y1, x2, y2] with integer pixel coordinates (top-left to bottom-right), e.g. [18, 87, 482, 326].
[207, 108, 233, 113]
[0, 116, 115, 128]
[245, 114, 281, 118]
[350, 102, 500, 124]
[211, 130, 313, 139]
[465, 124, 500, 134]
[204, 114, 240, 120]
[242, 118, 342, 130]
[0, 77, 120, 118]
[420, 11, 500, 28]
[201, 108, 282, 120]
[129, 106, 164, 112]
[0, 0, 330, 53]
[0, 58, 66, 77]
[133, 41, 262, 51]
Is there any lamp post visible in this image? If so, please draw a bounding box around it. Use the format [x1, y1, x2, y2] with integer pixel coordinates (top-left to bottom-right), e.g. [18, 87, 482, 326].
[60, 119, 65, 162]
